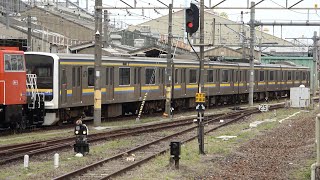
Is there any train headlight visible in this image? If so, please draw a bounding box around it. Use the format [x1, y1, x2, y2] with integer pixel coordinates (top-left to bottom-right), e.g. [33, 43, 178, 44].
[83, 131, 87, 135]
[75, 131, 79, 135]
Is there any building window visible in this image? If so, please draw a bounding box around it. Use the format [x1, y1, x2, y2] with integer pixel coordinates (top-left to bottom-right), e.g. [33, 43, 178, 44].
[119, 67, 130, 85]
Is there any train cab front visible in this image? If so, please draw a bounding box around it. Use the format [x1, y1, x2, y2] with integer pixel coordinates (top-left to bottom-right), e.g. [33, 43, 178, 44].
[0, 49, 28, 129]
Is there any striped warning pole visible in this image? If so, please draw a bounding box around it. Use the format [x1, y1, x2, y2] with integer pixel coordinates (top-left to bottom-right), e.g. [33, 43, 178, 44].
[136, 92, 148, 122]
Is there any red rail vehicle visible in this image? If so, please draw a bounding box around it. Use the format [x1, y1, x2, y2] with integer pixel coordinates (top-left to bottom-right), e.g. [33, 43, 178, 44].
[0, 47, 45, 129]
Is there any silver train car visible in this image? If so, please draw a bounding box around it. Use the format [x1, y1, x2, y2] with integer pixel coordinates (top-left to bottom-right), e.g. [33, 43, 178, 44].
[25, 52, 310, 125]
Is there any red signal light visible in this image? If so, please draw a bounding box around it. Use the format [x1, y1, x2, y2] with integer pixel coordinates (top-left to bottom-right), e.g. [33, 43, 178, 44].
[187, 22, 193, 28]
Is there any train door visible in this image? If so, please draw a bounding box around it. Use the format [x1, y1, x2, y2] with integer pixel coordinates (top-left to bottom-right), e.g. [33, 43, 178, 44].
[61, 68, 67, 105]
[216, 69, 220, 93]
[180, 68, 186, 96]
[106, 67, 114, 101]
[158, 68, 165, 97]
[72, 67, 82, 103]
[133, 67, 141, 99]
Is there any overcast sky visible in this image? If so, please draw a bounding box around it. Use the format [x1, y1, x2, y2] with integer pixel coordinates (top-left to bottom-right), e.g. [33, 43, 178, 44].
[75, 0, 320, 44]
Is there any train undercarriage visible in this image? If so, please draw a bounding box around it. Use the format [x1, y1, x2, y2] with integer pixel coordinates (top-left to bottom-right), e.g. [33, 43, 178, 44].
[51, 90, 290, 125]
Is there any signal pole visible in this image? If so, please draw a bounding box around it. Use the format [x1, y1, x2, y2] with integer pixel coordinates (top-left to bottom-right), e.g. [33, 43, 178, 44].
[198, 0, 205, 155]
[94, 0, 102, 126]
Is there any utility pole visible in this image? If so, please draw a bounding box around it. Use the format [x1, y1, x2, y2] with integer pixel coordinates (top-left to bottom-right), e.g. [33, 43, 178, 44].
[103, 10, 109, 47]
[94, 0, 102, 126]
[198, 0, 205, 155]
[313, 31, 318, 104]
[212, 18, 215, 46]
[27, 14, 32, 51]
[249, 1, 255, 107]
[165, 4, 173, 118]
[241, 11, 246, 61]
[5, 0, 9, 29]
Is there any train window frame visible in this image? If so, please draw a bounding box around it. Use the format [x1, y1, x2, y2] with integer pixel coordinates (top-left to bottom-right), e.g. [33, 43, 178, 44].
[207, 70, 214, 83]
[119, 67, 131, 86]
[87, 67, 94, 87]
[174, 68, 178, 84]
[189, 69, 197, 84]
[106, 68, 109, 85]
[288, 71, 292, 81]
[181, 68, 186, 84]
[295, 71, 300, 80]
[222, 70, 228, 83]
[145, 68, 156, 85]
[269, 71, 274, 81]
[4, 54, 25, 72]
[259, 71, 264, 81]
[72, 67, 76, 87]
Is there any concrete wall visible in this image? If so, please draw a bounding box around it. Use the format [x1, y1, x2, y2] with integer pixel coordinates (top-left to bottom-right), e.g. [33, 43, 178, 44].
[0, 21, 52, 52]
[21, 7, 94, 42]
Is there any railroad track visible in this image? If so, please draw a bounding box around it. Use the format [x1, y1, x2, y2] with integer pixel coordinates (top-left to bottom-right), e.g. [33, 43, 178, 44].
[53, 104, 283, 180]
[0, 112, 228, 165]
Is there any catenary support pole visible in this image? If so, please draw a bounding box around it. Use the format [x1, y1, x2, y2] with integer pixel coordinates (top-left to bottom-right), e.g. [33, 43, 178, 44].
[165, 4, 173, 118]
[249, 1, 255, 106]
[94, 0, 102, 126]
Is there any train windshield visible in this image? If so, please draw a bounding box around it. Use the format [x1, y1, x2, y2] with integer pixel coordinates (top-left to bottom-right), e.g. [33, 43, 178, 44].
[4, 54, 25, 71]
[25, 54, 54, 101]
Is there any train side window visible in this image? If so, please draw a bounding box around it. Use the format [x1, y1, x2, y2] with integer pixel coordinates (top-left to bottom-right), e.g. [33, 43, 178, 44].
[259, 71, 264, 81]
[240, 71, 243, 82]
[255, 70, 258, 81]
[190, 69, 197, 83]
[303, 72, 306, 80]
[282, 71, 285, 81]
[145, 68, 155, 85]
[216, 69, 220, 82]
[106, 68, 109, 85]
[119, 67, 130, 85]
[175, 69, 178, 83]
[181, 69, 186, 83]
[72, 67, 76, 87]
[4, 55, 11, 71]
[61, 69, 67, 85]
[270, 71, 274, 81]
[288, 71, 292, 80]
[77, 67, 81, 86]
[88, 68, 94, 86]
[160, 68, 164, 84]
[295, 72, 299, 80]
[207, 70, 214, 83]
[110, 67, 114, 85]
[222, 70, 228, 83]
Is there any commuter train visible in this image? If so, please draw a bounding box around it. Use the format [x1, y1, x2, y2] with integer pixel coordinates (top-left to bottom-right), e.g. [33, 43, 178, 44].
[24, 52, 310, 126]
[0, 48, 45, 129]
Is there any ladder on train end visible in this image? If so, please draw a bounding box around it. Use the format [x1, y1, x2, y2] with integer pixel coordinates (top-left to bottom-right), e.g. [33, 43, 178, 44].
[26, 74, 45, 109]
